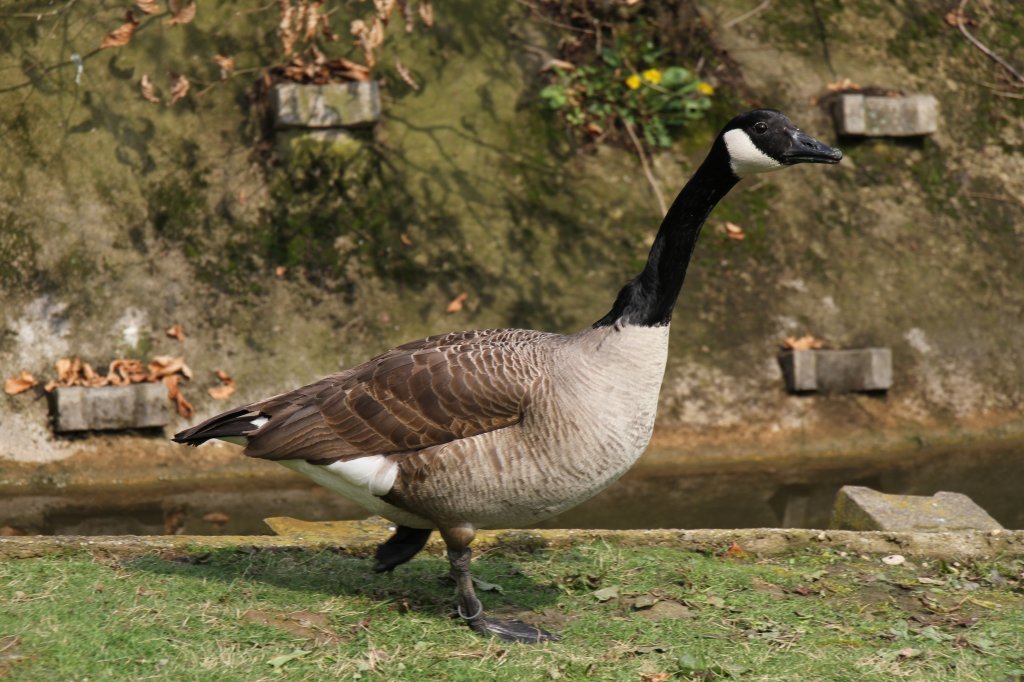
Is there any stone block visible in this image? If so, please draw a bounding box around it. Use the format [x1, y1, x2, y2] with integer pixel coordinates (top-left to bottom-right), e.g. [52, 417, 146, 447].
[834, 93, 938, 136]
[778, 348, 891, 393]
[831, 485, 1004, 531]
[269, 81, 380, 129]
[51, 383, 169, 432]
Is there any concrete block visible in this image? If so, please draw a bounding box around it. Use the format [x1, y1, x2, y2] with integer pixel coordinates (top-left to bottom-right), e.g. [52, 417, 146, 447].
[779, 348, 891, 393]
[835, 93, 938, 136]
[270, 81, 380, 129]
[51, 383, 169, 432]
[831, 485, 1004, 531]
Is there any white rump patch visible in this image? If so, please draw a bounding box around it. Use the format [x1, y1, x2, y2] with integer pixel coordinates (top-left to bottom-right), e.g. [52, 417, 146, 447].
[723, 129, 782, 178]
[280, 456, 398, 498]
[250, 417, 269, 429]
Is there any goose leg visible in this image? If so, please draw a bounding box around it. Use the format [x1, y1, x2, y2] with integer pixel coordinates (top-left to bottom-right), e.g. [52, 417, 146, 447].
[442, 526, 559, 644]
[373, 526, 433, 573]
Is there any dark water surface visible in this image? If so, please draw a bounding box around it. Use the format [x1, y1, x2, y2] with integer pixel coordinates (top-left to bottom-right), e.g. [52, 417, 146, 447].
[2, 439, 1021, 535]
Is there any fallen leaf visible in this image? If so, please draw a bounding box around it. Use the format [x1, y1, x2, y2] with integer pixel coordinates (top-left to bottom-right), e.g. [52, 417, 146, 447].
[540, 58, 576, 72]
[585, 122, 603, 136]
[169, 74, 190, 104]
[592, 586, 620, 602]
[826, 77, 861, 92]
[446, 292, 468, 314]
[882, 554, 906, 566]
[139, 74, 161, 103]
[214, 54, 235, 79]
[4, 371, 37, 395]
[375, 0, 397, 23]
[631, 593, 659, 610]
[208, 369, 236, 400]
[149, 355, 192, 380]
[203, 511, 230, 525]
[640, 674, 671, 682]
[721, 542, 749, 558]
[100, 11, 140, 49]
[471, 576, 504, 594]
[165, 323, 186, 341]
[165, 0, 196, 26]
[723, 221, 745, 240]
[394, 56, 419, 90]
[163, 374, 194, 418]
[136, 0, 160, 14]
[418, 0, 433, 27]
[275, 265, 287, 277]
[782, 335, 827, 350]
[897, 647, 922, 659]
[943, 10, 974, 27]
[399, 233, 413, 247]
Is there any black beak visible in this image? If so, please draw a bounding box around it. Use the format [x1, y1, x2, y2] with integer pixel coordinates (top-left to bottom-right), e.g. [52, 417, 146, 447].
[781, 129, 843, 165]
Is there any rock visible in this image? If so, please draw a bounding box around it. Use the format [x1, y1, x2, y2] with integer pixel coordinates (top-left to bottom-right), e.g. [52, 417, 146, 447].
[830, 485, 1004, 531]
[778, 348, 892, 393]
[50, 383, 169, 432]
[269, 81, 381, 129]
[834, 94, 938, 136]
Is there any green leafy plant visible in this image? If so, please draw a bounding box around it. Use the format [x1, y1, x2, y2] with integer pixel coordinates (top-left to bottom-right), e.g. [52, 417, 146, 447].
[539, 43, 713, 150]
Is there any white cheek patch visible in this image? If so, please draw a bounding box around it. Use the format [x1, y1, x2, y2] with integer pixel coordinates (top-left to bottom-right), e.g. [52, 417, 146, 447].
[723, 129, 783, 178]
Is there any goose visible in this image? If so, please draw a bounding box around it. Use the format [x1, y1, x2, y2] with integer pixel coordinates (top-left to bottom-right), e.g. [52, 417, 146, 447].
[173, 109, 841, 643]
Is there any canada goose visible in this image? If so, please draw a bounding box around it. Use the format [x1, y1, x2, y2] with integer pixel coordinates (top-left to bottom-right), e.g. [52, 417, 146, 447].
[174, 109, 841, 643]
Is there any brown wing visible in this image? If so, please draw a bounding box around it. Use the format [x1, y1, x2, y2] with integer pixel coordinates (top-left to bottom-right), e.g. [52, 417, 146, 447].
[239, 328, 554, 463]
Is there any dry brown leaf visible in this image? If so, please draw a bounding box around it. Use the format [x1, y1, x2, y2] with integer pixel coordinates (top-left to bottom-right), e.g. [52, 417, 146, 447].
[166, 323, 186, 341]
[367, 17, 385, 50]
[149, 355, 192, 380]
[136, 0, 161, 14]
[213, 54, 235, 79]
[826, 77, 860, 92]
[399, 0, 414, 32]
[4, 371, 37, 396]
[169, 74, 190, 104]
[140, 74, 161, 103]
[163, 374, 194, 418]
[303, 2, 321, 41]
[374, 0, 396, 22]
[540, 58, 576, 72]
[721, 542, 749, 559]
[394, 56, 419, 90]
[782, 335, 827, 351]
[399, 233, 413, 247]
[723, 221, 745, 240]
[943, 10, 974, 27]
[203, 511, 230, 525]
[100, 11, 140, 49]
[275, 265, 287, 277]
[640, 674, 672, 682]
[164, 0, 196, 26]
[418, 0, 433, 28]
[208, 369, 236, 400]
[446, 292, 468, 314]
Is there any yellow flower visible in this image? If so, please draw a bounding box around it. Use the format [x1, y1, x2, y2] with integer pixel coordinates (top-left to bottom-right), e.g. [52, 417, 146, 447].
[697, 81, 715, 96]
[625, 74, 642, 90]
[642, 68, 662, 84]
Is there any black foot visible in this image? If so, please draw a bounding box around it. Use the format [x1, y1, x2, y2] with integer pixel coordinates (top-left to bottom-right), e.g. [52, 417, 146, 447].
[467, 617, 560, 643]
[373, 526, 433, 573]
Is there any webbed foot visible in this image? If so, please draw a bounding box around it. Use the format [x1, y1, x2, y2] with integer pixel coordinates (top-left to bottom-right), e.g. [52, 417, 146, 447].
[467, 616, 560, 643]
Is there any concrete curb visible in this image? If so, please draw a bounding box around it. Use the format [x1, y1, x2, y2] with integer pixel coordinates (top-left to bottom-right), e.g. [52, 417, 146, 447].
[2, 521, 1021, 561]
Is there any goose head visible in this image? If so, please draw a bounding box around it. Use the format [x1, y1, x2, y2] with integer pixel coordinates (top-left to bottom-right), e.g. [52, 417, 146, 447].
[719, 109, 842, 179]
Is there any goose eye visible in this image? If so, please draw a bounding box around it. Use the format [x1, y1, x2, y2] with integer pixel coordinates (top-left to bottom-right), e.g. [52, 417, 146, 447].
[753, 122, 768, 134]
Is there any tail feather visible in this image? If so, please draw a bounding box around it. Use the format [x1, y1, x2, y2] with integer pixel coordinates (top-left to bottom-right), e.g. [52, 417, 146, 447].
[172, 407, 267, 446]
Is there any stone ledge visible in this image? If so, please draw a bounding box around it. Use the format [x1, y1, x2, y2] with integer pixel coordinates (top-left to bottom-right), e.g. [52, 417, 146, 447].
[778, 348, 892, 393]
[2, 520, 1021, 561]
[834, 93, 938, 136]
[49, 383, 169, 433]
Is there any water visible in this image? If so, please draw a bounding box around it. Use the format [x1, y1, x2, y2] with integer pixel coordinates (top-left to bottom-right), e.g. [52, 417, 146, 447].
[2, 440, 1021, 535]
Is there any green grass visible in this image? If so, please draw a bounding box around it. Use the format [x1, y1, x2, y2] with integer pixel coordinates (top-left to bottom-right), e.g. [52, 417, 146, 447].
[1, 544, 1023, 681]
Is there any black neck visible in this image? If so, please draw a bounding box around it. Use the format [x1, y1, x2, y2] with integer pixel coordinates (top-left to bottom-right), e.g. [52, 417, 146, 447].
[594, 141, 737, 328]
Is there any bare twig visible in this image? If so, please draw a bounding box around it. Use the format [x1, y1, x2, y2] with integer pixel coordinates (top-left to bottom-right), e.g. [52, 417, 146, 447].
[513, 0, 596, 34]
[623, 121, 667, 216]
[955, 0, 1024, 86]
[722, 0, 772, 30]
